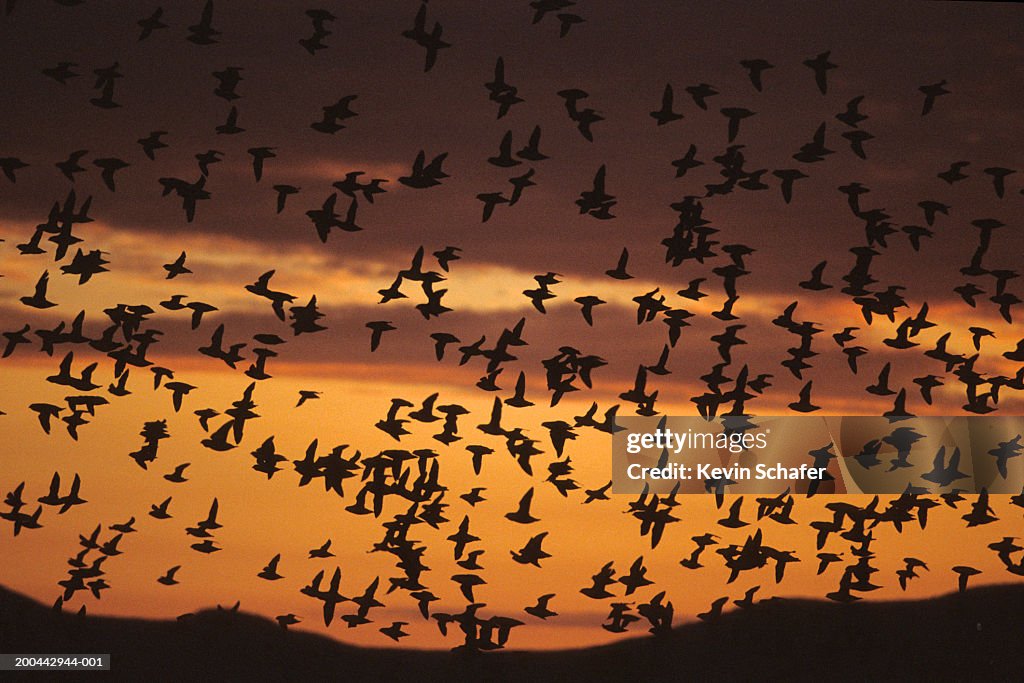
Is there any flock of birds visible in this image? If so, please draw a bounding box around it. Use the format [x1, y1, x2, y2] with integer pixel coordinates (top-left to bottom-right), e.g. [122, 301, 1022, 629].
[2, 0, 1024, 653]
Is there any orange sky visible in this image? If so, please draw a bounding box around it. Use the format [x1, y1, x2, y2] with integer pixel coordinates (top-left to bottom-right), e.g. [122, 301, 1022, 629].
[1, 347, 1022, 650]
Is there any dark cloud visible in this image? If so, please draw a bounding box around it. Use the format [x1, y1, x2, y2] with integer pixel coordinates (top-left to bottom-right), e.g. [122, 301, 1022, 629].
[1, 0, 1021, 416]
[1, 0, 1021, 299]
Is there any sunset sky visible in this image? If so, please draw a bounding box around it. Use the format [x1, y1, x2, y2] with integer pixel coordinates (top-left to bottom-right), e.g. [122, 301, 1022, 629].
[1, 0, 1023, 651]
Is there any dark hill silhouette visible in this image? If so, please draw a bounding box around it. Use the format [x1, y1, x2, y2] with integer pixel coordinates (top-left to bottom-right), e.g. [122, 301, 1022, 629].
[1, 584, 1022, 681]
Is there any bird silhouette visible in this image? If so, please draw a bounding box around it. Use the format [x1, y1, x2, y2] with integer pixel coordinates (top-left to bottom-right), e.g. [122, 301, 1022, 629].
[21, 272, 57, 309]
[952, 566, 980, 593]
[803, 51, 837, 94]
[402, 3, 451, 72]
[400, 151, 449, 189]
[380, 621, 409, 642]
[187, 1, 221, 45]
[506, 488, 540, 524]
[919, 80, 950, 115]
[721, 107, 755, 143]
[42, 61, 79, 84]
[157, 566, 181, 586]
[163, 252, 191, 279]
[276, 613, 301, 630]
[605, 248, 633, 280]
[650, 84, 683, 125]
[789, 381, 820, 413]
[511, 532, 551, 567]
[698, 596, 728, 621]
[258, 554, 285, 581]
[525, 594, 558, 619]
[163, 463, 190, 484]
[739, 59, 773, 91]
